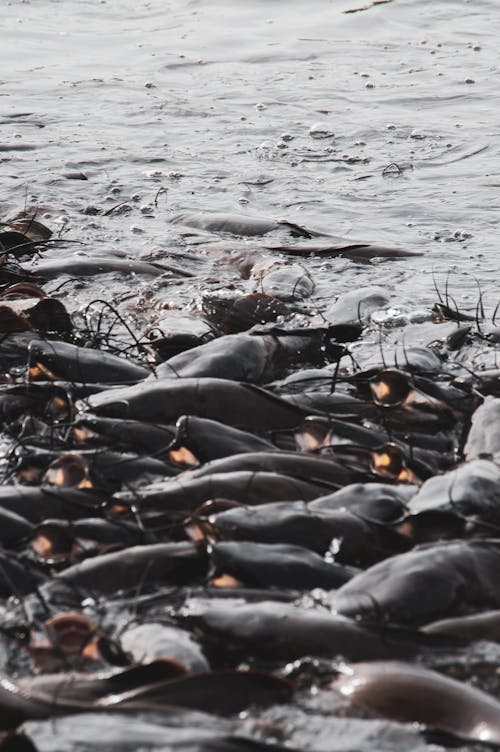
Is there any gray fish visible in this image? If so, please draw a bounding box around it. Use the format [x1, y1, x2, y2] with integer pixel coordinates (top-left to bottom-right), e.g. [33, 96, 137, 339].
[334, 661, 500, 745]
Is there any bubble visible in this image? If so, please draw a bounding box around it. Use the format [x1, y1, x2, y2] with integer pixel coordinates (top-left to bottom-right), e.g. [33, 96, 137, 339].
[371, 308, 406, 327]
[309, 122, 334, 139]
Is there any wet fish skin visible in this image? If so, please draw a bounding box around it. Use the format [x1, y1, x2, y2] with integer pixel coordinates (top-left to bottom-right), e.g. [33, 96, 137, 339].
[0, 666, 291, 730]
[334, 661, 500, 745]
[152, 333, 278, 383]
[183, 601, 444, 663]
[187, 450, 365, 490]
[464, 396, 500, 461]
[211, 501, 411, 566]
[113, 471, 329, 514]
[210, 540, 358, 590]
[0, 486, 101, 524]
[119, 622, 209, 673]
[171, 415, 275, 463]
[28, 257, 190, 278]
[332, 539, 500, 626]
[0, 332, 149, 384]
[42, 542, 207, 596]
[84, 378, 306, 431]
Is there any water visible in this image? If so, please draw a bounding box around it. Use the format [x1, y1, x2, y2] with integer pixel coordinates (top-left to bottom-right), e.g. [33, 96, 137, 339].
[1, 0, 499, 317]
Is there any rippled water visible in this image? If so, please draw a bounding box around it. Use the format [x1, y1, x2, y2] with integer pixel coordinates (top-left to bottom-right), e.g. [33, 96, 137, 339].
[2, 0, 499, 316]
